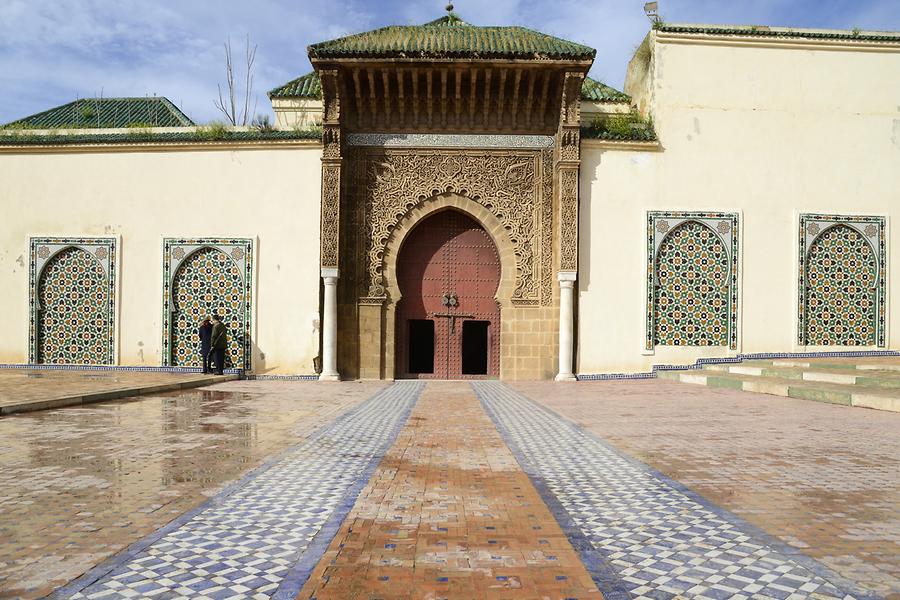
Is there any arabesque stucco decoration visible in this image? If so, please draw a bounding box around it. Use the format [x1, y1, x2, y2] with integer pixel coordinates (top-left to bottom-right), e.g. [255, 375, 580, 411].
[352, 148, 553, 305]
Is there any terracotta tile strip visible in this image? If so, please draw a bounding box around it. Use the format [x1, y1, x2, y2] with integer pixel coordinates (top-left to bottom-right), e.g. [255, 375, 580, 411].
[297, 381, 602, 599]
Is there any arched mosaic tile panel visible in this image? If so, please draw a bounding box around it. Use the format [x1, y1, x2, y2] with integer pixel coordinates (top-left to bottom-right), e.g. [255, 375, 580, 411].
[162, 239, 253, 369]
[34, 245, 114, 364]
[646, 212, 739, 350]
[653, 220, 730, 347]
[804, 224, 878, 346]
[29, 238, 116, 364]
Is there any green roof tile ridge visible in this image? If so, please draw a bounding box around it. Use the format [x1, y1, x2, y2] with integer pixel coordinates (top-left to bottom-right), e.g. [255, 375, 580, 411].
[0, 129, 321, 146]
[307, 13, 596, 60]
[656, 23, 900, 43]
[5, 97, 195, 129]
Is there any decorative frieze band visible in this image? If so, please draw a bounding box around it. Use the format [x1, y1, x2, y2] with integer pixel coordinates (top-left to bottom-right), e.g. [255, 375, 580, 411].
[346, 133, 555, 149]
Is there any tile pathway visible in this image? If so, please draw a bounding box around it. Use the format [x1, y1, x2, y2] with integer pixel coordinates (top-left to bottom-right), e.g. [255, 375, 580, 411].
[476, 381, 879, 600]
[298, 381, 602, 599]
[55, 382, 422, 599]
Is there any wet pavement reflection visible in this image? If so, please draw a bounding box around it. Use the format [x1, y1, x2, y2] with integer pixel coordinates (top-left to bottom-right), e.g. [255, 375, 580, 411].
[0, 380, 386, 599]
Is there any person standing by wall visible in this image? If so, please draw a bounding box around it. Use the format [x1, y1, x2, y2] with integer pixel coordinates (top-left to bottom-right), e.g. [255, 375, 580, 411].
[198, 317, 213, 373]
[210, 313, 228, 375]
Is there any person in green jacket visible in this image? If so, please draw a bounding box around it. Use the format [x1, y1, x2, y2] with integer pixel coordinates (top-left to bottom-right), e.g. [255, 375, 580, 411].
[209, 313, 228, 375]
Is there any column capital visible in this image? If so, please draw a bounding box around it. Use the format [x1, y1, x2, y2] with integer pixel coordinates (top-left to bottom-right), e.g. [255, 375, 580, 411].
[557, 271, 577, 283]
[321, 267, 339, 279]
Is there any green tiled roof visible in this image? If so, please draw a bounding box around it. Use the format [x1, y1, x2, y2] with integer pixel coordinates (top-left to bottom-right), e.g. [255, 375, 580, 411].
[268, 72, 322, 99]
[307, 13, 596, 61]
[269, 71, 629, 103]
[581, 77, 630, 103]
[656, 24, 900, 43]
[5, 97, 195, 129]
[0, 129, 321, 147]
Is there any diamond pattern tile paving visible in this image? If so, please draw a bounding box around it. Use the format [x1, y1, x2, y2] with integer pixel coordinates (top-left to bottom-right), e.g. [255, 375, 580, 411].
[512, 378, 900, 598]
[298, 381, 603, 599]
[56, 381, 422, 600]
[477, 381, 879, 600]
[0, 379, 388, 599]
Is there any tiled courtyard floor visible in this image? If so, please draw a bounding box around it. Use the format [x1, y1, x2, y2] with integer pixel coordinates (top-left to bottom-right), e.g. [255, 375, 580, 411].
[0, 377, 896, 599]
[0, 380, 386, 598]
[512, 379, 900, 598]
[298, 382, 601, 599]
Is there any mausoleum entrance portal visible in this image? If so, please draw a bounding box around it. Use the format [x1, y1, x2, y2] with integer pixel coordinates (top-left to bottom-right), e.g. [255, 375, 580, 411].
[396, 210, 501, 379]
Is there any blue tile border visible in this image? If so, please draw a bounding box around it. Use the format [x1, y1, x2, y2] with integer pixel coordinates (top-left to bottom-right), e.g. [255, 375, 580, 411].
[577, 349, 900, 381]
[270, 382, 423, 599]
[476, 382, 882, 600]
[0, 363, 242, 375]
[0, 363, 320, 380]
[473, 383, 634, 600]
[46, 381, 423, 600]
[244, 374, 319, 381]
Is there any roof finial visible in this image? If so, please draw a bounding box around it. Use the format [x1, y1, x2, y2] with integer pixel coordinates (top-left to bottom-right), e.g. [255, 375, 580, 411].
[446, 3, 454, 13]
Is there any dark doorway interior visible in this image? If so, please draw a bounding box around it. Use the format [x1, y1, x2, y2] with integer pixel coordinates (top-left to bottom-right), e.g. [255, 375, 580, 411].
[462, 320, 489, 375]
[408, 320, 435, 374]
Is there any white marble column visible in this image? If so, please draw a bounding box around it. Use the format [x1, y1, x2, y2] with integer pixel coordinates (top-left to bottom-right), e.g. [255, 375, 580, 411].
[556, 271, 577, 381]
[319, 267, 340, 381]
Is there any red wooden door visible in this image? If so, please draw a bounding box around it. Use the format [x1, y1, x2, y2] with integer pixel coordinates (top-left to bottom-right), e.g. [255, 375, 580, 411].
[396, 211, 501, 379]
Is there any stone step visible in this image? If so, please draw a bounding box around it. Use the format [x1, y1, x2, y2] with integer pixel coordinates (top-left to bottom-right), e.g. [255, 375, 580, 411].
[770, 358, 900, 371]
[658, 368, 900, 412]
[700, 362, 900, 388]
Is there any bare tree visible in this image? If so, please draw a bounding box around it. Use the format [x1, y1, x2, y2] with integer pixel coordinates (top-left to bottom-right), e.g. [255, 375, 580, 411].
[214, 35, 258, 125]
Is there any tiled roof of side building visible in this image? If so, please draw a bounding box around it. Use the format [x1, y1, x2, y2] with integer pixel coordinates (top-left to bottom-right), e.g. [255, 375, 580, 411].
[580, 77, 630, 102]
[5, 97, 195, 129]
[268, 72, 322, 99]
[269, 71, 630, 103]
[656, 23, 900, 43]
[307, 13, 596, 61]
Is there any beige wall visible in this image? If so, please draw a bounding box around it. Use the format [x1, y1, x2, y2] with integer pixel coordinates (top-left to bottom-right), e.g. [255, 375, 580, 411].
[0, 144, 323, 374]
[578, 34, 900, 374]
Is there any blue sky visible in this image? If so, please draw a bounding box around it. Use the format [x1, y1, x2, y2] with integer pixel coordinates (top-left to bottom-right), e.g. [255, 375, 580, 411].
[1, 0, 898, 125]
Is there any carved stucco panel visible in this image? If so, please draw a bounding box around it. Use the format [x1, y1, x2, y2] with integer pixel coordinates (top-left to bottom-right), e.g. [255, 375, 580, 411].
[559, 167, 579, 272]
[320, 165, 341, 268]
[357, 149, 550, 304]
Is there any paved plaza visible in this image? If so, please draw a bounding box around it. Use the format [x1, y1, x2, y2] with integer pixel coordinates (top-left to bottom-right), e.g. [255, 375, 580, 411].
[0, 377, 897, 599]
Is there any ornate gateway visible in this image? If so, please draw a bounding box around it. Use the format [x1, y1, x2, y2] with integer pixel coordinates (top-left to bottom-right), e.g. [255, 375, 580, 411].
[303, 9, 595, 379]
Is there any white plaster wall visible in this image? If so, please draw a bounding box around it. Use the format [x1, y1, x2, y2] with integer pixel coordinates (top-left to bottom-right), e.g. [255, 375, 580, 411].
[578, 38, 900, 374]
[0, 145, 323, 374]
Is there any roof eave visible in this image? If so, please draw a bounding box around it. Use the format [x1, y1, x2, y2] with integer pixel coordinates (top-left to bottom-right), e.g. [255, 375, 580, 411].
[308, 56, 595, 68]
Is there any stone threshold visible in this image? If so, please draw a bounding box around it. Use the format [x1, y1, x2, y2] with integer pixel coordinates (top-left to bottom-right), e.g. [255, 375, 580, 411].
[0, 373, 237, 416]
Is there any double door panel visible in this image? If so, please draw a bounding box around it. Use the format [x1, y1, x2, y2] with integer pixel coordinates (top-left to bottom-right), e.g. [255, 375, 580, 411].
[397, 211, 500, 379]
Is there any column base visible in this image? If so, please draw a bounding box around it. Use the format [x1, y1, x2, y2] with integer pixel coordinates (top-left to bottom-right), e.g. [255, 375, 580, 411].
[318, 372, 341, 382]
[555, 373, 577, 382]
